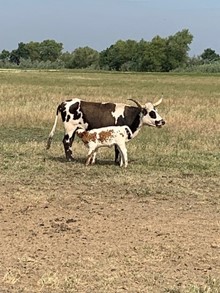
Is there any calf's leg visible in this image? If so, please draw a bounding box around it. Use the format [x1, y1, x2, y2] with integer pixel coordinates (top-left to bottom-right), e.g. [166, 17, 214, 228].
[90, 151, 97, 164]
[117, 142, 128, 168]
[85, 144, 97, 166]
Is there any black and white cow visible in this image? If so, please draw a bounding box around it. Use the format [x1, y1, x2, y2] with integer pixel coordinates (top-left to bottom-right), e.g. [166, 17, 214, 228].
[46, 97, 165, 162]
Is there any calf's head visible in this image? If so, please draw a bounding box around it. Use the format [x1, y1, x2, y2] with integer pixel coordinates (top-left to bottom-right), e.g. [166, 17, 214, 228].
[129, 97, 165, 127]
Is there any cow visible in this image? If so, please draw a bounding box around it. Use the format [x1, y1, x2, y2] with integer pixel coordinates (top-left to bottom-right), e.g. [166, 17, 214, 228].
[46, 97, 165, 162]
[76, 125, 133, 167]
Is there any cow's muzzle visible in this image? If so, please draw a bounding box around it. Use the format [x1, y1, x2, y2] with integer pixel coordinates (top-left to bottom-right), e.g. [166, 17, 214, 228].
[155, 119, 165, 128]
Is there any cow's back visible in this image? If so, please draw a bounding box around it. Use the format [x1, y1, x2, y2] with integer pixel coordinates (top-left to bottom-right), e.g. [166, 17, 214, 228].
[80, 101, 116, 129]
[80, 101, 140, 132]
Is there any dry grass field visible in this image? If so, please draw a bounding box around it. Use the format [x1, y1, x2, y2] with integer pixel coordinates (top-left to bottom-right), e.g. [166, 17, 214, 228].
[0, 69, 219, 293]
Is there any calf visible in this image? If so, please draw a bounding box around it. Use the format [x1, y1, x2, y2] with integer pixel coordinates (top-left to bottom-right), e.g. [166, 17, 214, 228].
[76, 125, 133, 167]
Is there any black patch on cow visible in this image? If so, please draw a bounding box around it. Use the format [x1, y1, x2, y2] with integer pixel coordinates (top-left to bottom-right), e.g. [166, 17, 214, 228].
[69, 102, 79, 114]
[149, 110, 157, 119]
[69, 102, 81, 120]
[142, 108, 147, 116]
[66, 114, 70, 122]
[116, 115, 125, 126]
[125, 127, 132, 140]
[118, 106, 142, 134]
[129, 114, 142, 133]
[73, 111, 81, 120]
[64, 134, 69, 141]
[80, 101, 115, 129]
[58, 102, 68, 122]
[61, 110, 67, 122]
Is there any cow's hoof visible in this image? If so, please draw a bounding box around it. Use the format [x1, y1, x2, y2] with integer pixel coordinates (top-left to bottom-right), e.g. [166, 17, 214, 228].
[66, 157, 74, 162]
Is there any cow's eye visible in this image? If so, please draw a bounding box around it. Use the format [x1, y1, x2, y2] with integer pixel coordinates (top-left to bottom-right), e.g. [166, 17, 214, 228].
[149, 111, 157, 119]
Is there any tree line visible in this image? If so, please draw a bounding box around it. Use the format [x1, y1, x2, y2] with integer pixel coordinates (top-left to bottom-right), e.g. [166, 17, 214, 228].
[1, 29, 220, 72]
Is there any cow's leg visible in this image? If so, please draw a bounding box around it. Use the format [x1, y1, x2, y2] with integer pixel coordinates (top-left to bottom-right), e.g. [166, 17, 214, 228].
[63, 131, 76, 161]
[114, 145, 121, 164]
[117, 147, 124, 167]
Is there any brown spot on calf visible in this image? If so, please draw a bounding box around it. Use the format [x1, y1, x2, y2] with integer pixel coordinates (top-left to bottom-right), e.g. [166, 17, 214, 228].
[98, 130, 114, 143]
[77, 131, 97, 144]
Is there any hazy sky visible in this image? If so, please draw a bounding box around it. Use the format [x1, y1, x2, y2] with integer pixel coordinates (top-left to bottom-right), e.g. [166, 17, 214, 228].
[1, 0, 220, 56]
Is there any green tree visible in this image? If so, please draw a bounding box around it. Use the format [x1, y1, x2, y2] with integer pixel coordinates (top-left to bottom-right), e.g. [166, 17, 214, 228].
[67, 47, 99, 69]
[9, 42, 29, 64]
[0, 50, 10, 62]
[132, 39, 149, 71]
[100, 40, 138, 71]
[140, 36, 167, 71]
[60, 51, 72, 65]
[8, 40, 63, 65]
[9, 49, 20, 64]
[200, 48, 220, 62]
[164, 29, 193, 71]
[99, 47, 111, 70]
[17, 42, 29, 59]
[39, 40, 63, 62]
[25, 41, 41, 61]
[99, 29, 193, 72]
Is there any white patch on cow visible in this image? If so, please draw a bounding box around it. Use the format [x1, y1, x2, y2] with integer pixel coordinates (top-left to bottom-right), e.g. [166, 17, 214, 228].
[60, 99, 88, 138]
[80, 121, 88, 129]
[111, 104, 125, 124]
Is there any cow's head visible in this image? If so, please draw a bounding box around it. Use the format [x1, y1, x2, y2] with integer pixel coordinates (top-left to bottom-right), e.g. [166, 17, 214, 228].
[129, 97, 165, 127]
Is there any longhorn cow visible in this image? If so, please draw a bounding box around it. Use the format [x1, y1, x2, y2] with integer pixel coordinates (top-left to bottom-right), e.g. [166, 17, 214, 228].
[46, 97, 165, 162]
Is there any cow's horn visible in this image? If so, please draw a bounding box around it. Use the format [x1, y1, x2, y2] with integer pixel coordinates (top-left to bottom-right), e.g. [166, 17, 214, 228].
[128, 98, 142, 108]
[153, 94, 163, 107]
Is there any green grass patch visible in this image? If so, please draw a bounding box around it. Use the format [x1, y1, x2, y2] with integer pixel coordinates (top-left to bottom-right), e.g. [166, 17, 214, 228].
[0, 70, 219, 186]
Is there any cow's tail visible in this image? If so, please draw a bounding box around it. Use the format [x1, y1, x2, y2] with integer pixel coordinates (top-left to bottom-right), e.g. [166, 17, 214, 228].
[46, 105, 61, 150]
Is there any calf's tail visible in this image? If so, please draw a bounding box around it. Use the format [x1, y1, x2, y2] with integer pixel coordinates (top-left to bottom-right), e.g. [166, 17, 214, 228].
[46, 105, 60, 150]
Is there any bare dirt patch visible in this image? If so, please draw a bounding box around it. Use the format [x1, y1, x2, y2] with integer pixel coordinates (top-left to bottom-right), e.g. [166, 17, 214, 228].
[0, 175, 219, 293]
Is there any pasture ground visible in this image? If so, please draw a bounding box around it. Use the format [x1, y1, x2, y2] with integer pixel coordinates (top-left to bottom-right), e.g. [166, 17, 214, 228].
[0, 70, 219, 292]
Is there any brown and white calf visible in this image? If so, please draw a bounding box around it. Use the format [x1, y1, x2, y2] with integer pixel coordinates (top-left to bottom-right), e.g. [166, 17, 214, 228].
[76, 125, 133, 167]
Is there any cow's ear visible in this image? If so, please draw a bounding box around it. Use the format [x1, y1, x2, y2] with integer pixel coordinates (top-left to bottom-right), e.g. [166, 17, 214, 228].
[142, 108, 147, 115]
